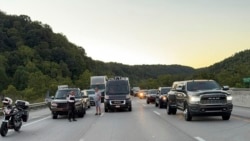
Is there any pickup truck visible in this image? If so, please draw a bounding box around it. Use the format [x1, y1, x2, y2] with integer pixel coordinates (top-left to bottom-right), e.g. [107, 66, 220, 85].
[167, 80, 233, 121]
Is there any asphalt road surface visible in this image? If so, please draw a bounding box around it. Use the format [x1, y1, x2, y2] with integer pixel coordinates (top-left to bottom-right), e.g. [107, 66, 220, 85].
[1, 97, 250, 141]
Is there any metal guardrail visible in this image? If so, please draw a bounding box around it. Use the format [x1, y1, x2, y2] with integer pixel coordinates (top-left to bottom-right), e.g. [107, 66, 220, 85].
[0, 102, 47, 116]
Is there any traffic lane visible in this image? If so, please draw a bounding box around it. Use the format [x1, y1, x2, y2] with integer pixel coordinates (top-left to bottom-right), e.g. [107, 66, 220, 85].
[81, 99, 195, 141]
[137, 98, 250, 141]
[232, 106, 250, 118]
[0, 107, 96, 141]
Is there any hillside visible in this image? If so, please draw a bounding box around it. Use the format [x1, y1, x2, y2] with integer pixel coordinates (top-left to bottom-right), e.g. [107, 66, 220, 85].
[0, 11, 196, 102]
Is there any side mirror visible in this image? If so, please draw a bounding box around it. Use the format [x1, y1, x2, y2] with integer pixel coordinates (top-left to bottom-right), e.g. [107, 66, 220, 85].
[222, 86, 229, 91]
[50, 96, 55, 99]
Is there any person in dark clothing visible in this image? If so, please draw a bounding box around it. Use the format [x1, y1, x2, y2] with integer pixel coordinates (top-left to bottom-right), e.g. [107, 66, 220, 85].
[67, 91, 77, 122]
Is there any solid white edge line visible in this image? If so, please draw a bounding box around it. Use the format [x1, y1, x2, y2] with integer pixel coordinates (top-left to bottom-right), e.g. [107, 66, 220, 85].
[194, 136, 206, 141]
[153, 111, 160, 116]
[23, 116, 51, 127]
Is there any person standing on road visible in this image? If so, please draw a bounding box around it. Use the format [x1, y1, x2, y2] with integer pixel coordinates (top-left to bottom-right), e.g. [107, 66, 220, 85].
[94, 87, 102, 115]
[67, 91, 77, 122]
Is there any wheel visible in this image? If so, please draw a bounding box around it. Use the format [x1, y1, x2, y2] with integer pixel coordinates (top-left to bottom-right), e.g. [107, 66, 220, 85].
[128, 107, 132, 112]
[78, 108, 85, 118]
[184, 105, 192, 121]
[0, 122, 8, 137]
[167, 104, 172, 115]
[14, 120, 22, 131]
[105, 106, 108, 112]
[155, 102, 158, 107]
[52, 114, 58, 119]
[222, 114, 231, 120]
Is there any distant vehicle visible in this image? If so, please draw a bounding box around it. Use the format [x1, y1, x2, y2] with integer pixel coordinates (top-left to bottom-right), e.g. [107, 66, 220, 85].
[146, 89, 158, 104]
[90, 76, 108, 103]
[131, 87, 140, 97]
[138, 90, 148, 99]
[49, 86, 86, 119]
[167, 80, 233, 121]
[104, 76, 132, 112]
[155, 87, 171, 108]
[82, 89, 95, 106]
[81, 90, 91, 109]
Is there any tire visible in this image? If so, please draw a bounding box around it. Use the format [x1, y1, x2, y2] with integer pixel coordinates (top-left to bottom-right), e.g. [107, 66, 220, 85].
[222, 114, 231, 120]
[0, 122, 8, 137]
[155, 102, 158, 107]
[128, 106, 132, 112]
[105, 107, 108, 112]
[14, 121, 22, 132]
[167, 104, 172, 115]
[78, 108, 85, 118]
[52, 114, 58, 119]
[184, 105, 192, 121]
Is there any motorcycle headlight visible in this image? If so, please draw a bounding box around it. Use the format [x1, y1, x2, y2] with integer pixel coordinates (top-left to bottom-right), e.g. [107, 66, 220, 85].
[189, 96, 200, 104]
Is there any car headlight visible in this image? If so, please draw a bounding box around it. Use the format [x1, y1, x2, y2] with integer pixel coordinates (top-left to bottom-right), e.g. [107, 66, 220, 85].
[126, 94, 131, 99]
[51, 102, 58, 107]
[75, 101, 82, 106]
[162, 96, 167, 101]
[227, 95, 233, 103]
[189, 96, 200, 104]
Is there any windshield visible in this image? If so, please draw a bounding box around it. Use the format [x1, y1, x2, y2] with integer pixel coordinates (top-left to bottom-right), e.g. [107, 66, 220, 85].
[55, 89, 81, 99]
[148, 89, 158, 94]
[187, 81, 221, 91]
[107, 85, 129, 95]
[161, 88, 171, 94]
[90, 84, 105, 90]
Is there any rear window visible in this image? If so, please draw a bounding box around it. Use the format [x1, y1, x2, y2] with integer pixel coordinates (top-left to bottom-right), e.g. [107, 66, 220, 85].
[148, 89, 158, 94]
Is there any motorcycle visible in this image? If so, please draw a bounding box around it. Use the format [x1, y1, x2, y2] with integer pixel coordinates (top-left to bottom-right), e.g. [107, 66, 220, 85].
[0, 99, 29, 137]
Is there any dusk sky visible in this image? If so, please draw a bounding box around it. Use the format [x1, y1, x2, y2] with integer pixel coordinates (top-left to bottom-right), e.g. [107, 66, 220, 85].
[1, 0, 249, 68]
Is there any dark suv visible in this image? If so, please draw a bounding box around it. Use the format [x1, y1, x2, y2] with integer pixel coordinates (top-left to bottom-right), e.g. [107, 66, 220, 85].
[104, 77, 132, 112]
[50, 87, 86, 119]
[155, 87, 171, 108]
[167, 80, 233, 121]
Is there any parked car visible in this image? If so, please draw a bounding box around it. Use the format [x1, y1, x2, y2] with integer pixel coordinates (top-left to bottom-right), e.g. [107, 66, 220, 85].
[167, 80, 233, 121]
[49, 87, 86, 119]
[146, 89, 158, 104]
[82, 89, 95, 106]
[81, 89, 92, 108]
[155, 87, 171, 108]
[138, 89, 148, 99]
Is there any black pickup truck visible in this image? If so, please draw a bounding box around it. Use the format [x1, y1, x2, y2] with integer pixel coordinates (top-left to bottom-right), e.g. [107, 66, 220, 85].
[167, 80, 233, 121]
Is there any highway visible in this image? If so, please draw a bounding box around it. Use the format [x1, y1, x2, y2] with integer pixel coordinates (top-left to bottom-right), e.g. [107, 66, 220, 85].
[1, 97, 250, 141]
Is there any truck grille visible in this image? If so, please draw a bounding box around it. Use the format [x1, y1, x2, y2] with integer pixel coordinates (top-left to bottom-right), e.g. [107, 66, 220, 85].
[200, 94, 227, 104]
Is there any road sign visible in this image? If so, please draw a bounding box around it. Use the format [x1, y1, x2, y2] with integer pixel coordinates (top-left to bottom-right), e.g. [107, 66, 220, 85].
[243, 78, 250, 83]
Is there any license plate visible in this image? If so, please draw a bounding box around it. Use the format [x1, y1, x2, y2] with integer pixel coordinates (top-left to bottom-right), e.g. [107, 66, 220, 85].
[115, 105, 120, 108]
